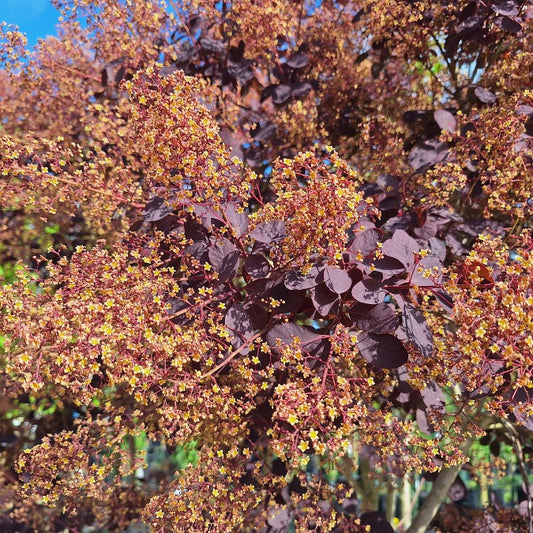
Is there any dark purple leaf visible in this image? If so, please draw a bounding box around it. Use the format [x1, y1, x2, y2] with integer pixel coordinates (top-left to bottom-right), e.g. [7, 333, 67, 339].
[499, 15, 522, 33]
[474, 86, 497, 104]
[352, 279, 387, 304]
[221, 201, 249, 237]
[360, 511, 394, 533]
[357, 332, 408, 369]
[252, 122, 277, 142]
[410, 255, 442, 287]
[457, 14, 485, 34]
[244, 254, 270, 279]
[408, 140, 448, 170]
[266, 323, 330, 361]
[323, 266, 352, 294]
[416, 408, 434, 434]
[402, 302, 434, 357]
[490, 0, 519, 16]
[350, 302, 399, 334]
[434, 109, 457, 132]
[347, 228, 381, 260]
[267, 508, 291, 531]
[284, 265, 324, 290]
[311, 283, 339, 316]
[208, 237, 237, 270]
[291, 82, 313, 98]
[272, 84, 292, 104]
[286, 54, 309, 69]
[250, 221, 286, 243]
[225, 303, 254, 354]
[143, 197, 174, 222]
[421, 381, 445, 411]
[218, 250, 240, 281]
[382, 230, 419, 268]
[246, 302, 269, 330]
[448, 476, 468, 502]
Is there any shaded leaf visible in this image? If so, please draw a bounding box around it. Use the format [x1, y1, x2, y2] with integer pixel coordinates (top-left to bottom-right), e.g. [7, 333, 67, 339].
[352, 279, 387, 304]
[225, 303, 254, 354]
[284, 265, 324, 290]
[347, 228, 381, 260]
[244, 254, 270, 279]
[266, 323, 329, 361]
[221, 201, 249, 237]
[208, 237, 237, 270]
[291, 82, 313, 98]
[408, 140, 448, 170]
[311, 283, 339, 316]
[323, 266, 352, 294]
[286, 53, 309, 69]
[272, 84, 292, 104]
[252, 122, 277, 142]
[143, 197, 174, 222]
[350, 302, 399, 334]
[250, 221, 286, 243]
[357, 332, 408, 369]
[382, 230, 419, 268]
[402, 302, 434, 357]
[360, 511, 394, 533]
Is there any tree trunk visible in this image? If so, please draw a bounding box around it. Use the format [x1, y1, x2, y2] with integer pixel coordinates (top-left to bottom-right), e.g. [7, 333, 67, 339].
[406, 438, 473, 533]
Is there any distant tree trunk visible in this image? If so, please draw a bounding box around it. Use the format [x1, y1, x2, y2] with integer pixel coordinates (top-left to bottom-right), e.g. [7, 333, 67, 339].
[359, 457, 379, 512]
[406, 438, 473, 533]
[385, 481, 396, 524]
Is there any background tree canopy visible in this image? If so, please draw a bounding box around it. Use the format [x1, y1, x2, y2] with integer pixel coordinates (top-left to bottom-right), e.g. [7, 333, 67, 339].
[0, 1, 532, 531]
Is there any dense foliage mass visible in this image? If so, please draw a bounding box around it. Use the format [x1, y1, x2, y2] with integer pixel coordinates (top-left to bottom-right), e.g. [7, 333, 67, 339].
[0, 1, 532, 531]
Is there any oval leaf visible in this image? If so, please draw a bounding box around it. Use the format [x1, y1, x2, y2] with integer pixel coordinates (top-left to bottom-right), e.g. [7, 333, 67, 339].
[352, 279, 387, 304]
[324, 266, 352, 294]
[434, 109, 457, 132]
[357, 332, 408, 369]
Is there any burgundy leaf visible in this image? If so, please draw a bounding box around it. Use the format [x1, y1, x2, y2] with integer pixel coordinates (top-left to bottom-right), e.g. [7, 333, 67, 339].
[402, 302, 434, 357]
[266, 323, 329, 361]
[416, 408, 434, 435]
[410, 255, 442, 287]
[499, 15, 522, 33]
[352, 279, 387, 304]
[218, 250, 240, 281]
[225, 303, 254, 354]
[490, 0, 519, 16]
[434, 109, 457, 132]
[286, 53, 309, 69]
[244, 254, 270, 279]
[357, 332, 408, 369]
[408, 140, 448, 170]
[250, 221, 286, 243]
[347, 228, 381, 260]
[382, 230, 419, 268]
[252, 122, 277, 141]
[272, 84, 292, 104]
[284, 265, 324, 290]
[350, 302, 399, 334]
[291, 82, 313, 98]
[221, 201, 249, 237]
[311, 283, 339, 316]
[421, 381, 445, 411]
[323, 266, 352, 294]
[208, 237, 237, 270]
[474, 86, 497, 104]
[143, 197, 173, 222]
[360, 511, 394, 533]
